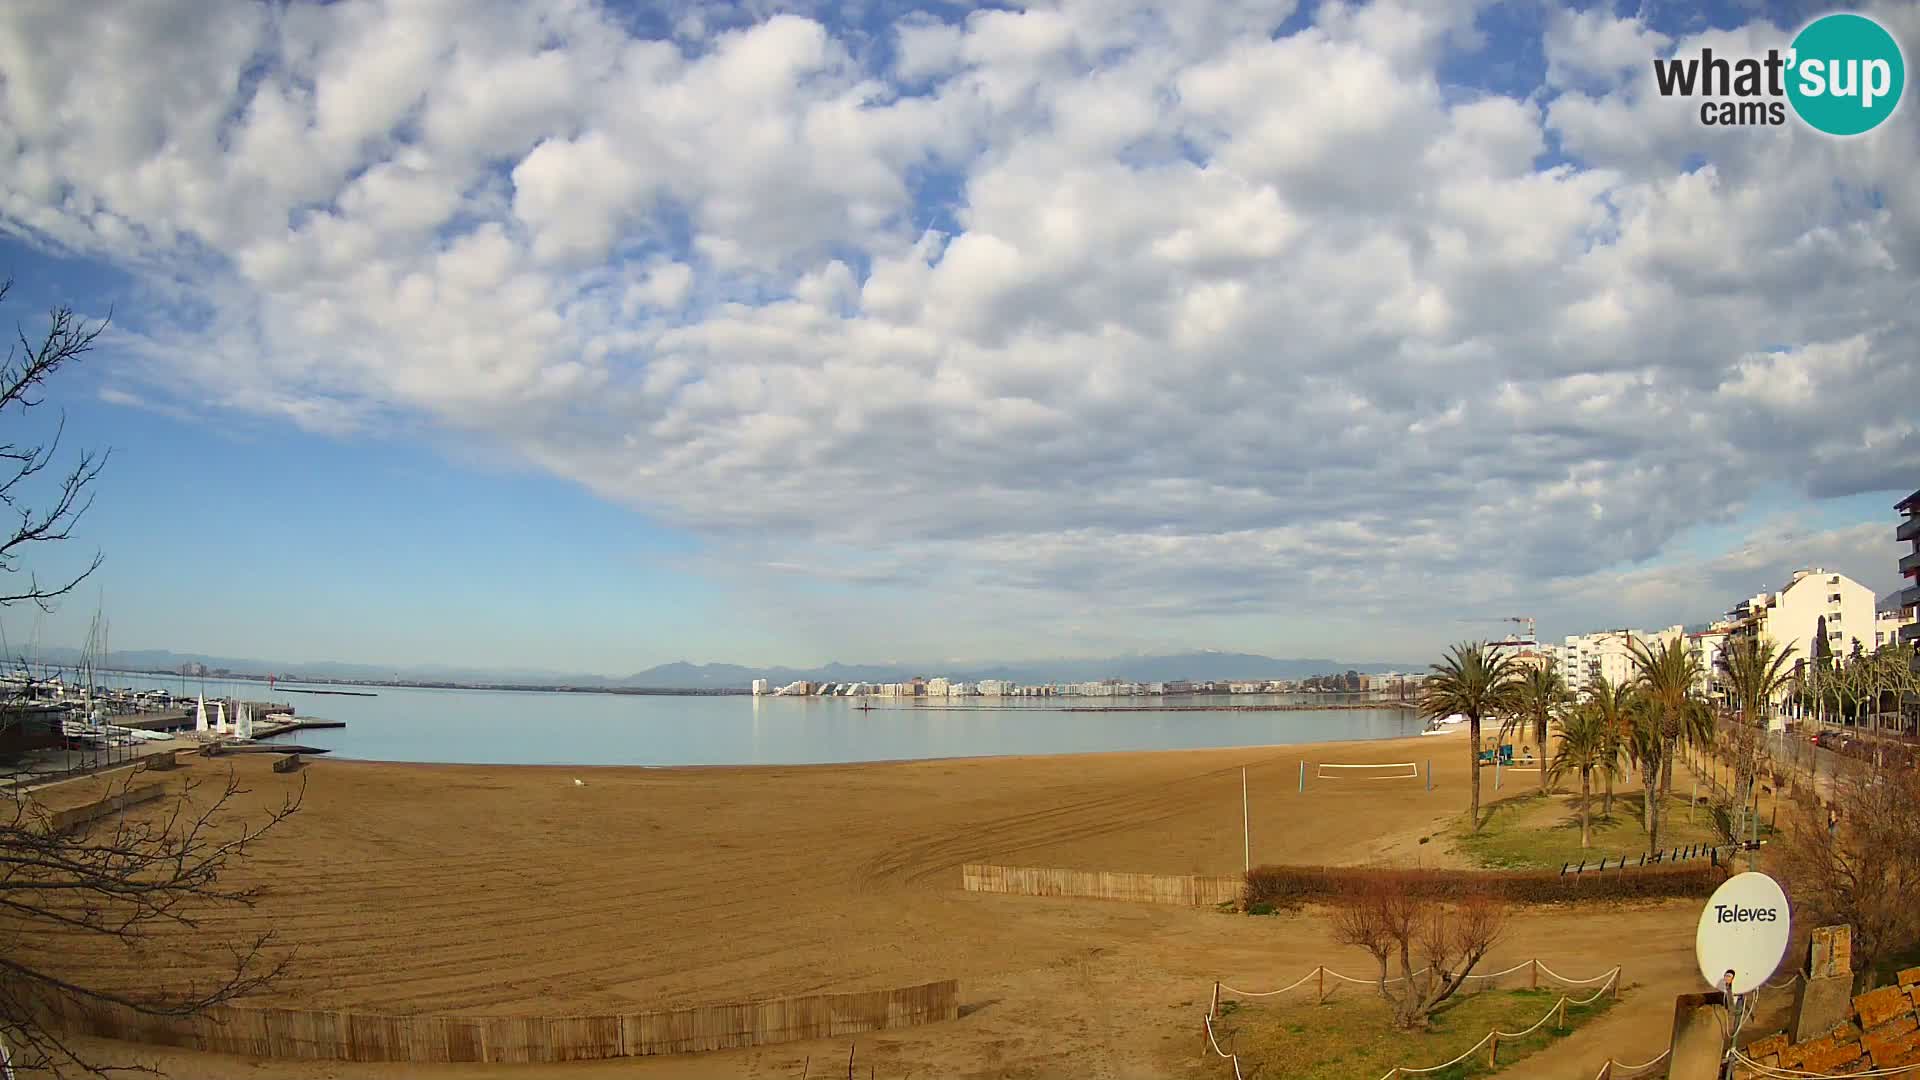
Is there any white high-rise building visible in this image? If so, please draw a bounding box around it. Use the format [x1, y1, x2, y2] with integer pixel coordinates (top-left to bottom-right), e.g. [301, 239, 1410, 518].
[1559, 625, 1684, 696]
[926, 677, 951, 697]
[751, 678, 769, 696]
[1725, 568, 1877, 671]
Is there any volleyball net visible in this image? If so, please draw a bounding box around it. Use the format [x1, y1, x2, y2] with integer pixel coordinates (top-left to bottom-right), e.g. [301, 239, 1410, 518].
[1315, 762, 1421, 781]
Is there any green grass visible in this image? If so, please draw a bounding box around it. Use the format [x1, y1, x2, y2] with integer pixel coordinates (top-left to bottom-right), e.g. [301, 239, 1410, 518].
[1198, 986, 1618, 1080]
[1452, 789, 1764, 871]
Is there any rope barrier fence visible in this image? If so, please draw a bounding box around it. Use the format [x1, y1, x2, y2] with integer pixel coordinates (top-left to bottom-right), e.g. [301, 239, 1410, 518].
[1201, 963, 1624, 1080]
[1589, 1048, 1673, 1080]
[1209, 959, 1619, 1013]
[1373, 971, 1620, 1080]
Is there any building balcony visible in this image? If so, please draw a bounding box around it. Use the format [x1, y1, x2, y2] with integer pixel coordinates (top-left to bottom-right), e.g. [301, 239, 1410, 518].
[1903, 549, 1920, 578]
[1903, 585, 1920, 612]
[1900, 514, 1920, 543]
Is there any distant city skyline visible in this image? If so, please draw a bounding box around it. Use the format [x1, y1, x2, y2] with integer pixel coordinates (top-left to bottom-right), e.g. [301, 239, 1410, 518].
[1, 2, 1916, 672]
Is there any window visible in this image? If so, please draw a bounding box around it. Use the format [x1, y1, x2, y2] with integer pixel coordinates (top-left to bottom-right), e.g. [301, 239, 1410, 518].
[1828, 593, 1842, 603]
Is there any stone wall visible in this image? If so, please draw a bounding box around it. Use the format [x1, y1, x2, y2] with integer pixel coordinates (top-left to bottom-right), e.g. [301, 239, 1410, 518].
[1739, 968, 1920, 1075]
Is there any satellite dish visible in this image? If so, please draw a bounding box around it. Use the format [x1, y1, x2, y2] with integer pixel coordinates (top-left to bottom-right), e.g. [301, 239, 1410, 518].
[1696, 871, 1791, 996]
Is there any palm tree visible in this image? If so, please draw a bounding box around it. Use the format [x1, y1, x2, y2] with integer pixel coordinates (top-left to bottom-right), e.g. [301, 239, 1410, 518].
[1422, 642, 1524, 833]
[1628, 637, 1703, 854]
[1549, 704, 1619, 848]
[1720, 637, 1796, 839]
[1587, 676, 1634, 818]
[1507, 661, 1568, 793]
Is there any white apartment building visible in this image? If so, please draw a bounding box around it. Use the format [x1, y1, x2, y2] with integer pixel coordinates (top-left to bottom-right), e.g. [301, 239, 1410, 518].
[1876, 608, 1916, 651]
[978, 680, 1009, 696]
[1558, 626, 1684, 696]
[1686, 627, 1734, 702]
[751, 678, 769, 696]
[1726, 568, 1877, 668]
[926, 677, 951, 697]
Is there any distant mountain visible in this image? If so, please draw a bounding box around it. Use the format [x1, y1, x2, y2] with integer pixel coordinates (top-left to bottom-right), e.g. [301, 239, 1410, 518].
[1880, 590, 1909, 614]
[15, 645, 1413, 691]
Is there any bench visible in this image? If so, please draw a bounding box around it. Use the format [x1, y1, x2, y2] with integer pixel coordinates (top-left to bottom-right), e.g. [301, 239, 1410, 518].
[272, 753, 302, 774]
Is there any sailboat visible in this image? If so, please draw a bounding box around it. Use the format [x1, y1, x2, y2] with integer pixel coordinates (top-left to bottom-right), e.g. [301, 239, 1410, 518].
[195, 694, 209, 733]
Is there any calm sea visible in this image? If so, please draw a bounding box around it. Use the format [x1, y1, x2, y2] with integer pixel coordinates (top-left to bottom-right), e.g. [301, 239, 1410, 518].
[105, 675, 1422, 767]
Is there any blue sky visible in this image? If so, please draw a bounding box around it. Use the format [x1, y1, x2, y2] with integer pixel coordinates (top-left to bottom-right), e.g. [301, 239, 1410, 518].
[1, 0, 1915, 674]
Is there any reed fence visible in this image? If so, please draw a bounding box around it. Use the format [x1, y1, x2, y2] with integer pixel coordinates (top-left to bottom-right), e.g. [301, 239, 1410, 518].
[36, 979, 959, 1063]
[962, 862, 1241, 906]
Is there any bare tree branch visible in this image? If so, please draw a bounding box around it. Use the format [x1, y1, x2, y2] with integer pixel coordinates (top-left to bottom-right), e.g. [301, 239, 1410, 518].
[0, 278, 110, 611]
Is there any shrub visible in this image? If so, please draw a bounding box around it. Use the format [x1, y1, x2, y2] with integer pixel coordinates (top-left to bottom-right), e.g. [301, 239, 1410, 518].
[1243, 861, 1726, 909]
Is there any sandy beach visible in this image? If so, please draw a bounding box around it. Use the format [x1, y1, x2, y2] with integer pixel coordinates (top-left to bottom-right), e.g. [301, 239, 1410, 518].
[26, 731, 1711, 1079]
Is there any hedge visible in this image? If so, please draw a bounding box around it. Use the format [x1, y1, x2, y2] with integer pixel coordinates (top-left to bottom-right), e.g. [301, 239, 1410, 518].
[1242, 861, 1727, 908]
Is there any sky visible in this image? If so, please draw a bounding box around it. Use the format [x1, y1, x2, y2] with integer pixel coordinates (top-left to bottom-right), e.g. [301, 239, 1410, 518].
[0, 0, 1916, 675]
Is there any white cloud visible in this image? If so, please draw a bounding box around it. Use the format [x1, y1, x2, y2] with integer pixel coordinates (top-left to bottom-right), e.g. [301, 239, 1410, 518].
[2, 0, 1916, 658]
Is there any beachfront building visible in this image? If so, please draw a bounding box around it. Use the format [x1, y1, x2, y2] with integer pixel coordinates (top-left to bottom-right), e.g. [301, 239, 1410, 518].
[1558, 626, 1683, 696]
[1724, 568, 1877, 670]
[1877, 609, 1917, 651]
[926, 677, 951, 697]
[978, 680, 1010, 696]
[1686, 626, 1735, 704]
[1899, 489, 1920, 725]
[751, 679, 769, 696]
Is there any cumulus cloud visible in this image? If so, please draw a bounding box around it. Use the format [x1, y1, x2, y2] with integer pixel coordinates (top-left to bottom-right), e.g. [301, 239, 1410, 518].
[1, 0, 1916, 658]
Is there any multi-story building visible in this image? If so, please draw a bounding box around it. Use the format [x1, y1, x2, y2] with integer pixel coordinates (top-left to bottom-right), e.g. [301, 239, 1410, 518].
[751, 678, 769, 696]
[1558, 626, 1683, 696]
[1899, 489, 1920, 724]
[1724, 568, 1877, 670]
[1877, 609, 1917, 651]
[926, 677, 950, 697]
[1686, 626, 1734, 704]
[1901, 489, 1920, 642]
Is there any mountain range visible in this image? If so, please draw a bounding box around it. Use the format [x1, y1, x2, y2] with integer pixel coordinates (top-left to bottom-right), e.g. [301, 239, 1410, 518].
[22, 647, 1415, 690]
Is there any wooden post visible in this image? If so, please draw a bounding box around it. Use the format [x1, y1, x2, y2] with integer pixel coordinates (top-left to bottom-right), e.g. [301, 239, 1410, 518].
[1242, 768, 1251, 874]
[1210, 982, 1220, 1018]
[1299, 759, 1305, 793]
[1489, 1034, 1499, 1067]
[1531, 959, 1539, 990]
[1317, 966, 1325, 1004]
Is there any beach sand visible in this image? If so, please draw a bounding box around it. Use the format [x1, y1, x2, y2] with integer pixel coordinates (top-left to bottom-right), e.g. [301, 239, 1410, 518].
[24, 731, 1708, 1078]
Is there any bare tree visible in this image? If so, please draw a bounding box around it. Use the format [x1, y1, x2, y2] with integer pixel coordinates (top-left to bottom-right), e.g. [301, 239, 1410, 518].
[1, 767, 302, 1075]
[1328, 872, 1509, 1030]
[1773, 760, 1920, 988]
[0, 279, 109, 613]
[0, 278, 302, 1074]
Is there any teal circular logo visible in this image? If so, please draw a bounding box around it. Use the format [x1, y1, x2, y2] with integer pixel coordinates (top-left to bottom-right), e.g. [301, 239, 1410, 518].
[1787, 13, 1905, 136]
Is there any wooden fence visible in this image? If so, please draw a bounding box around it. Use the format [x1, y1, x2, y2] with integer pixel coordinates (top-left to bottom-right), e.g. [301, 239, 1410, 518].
[37, 979, 959, 1063]
[43, 780, 169, 833]
[963, 862, 1241, 906]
